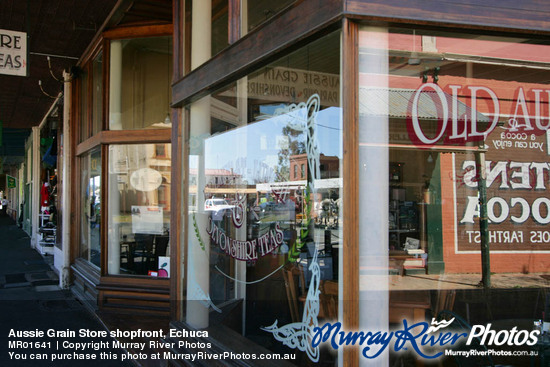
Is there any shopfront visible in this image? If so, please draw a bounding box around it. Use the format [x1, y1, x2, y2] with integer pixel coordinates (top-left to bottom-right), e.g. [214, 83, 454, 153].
[63, 0, 550, 365]
[164, 1, 550, 366]
[36, 104, 61, 258]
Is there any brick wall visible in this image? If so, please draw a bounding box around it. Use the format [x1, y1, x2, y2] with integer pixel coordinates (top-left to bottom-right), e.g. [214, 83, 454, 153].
[440, 153, 550, 273]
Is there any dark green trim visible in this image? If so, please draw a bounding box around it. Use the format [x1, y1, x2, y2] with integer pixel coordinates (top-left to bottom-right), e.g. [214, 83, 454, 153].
[427, 154, 445, 274]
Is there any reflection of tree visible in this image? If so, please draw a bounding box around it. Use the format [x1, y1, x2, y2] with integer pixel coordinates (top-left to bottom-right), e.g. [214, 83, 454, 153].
[275, 125, 306, 182]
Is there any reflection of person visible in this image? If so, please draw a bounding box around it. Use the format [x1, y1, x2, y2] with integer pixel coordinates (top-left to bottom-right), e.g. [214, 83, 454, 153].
[320, 198, 332, 226]
[89, 196, 99, 228]
[1, 196, 8, 215]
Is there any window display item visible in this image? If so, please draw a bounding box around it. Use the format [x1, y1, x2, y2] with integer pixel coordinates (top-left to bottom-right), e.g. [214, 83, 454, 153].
[40, 182, 50, 206]
[404, 237, 420, 250]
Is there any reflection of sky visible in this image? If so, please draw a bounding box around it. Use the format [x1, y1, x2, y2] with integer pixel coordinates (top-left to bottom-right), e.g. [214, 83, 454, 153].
[190, 107, 342, 183]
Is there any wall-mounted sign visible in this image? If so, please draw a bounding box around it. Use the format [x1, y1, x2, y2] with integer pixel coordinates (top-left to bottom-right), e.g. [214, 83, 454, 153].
[455, 126, 550, 252]
[405, 83, 550, 148]
[405, 82, 550, 252]
[220, 67, 340, 106]
[90, 156, 100, 175]
[0, 29, 27, 76]
[131, 206, 164, 234]
[7, 175, 16, 189]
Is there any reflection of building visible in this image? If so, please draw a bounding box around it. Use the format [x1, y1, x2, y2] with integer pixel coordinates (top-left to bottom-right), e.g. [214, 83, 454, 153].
[188, 169, 251, 206]
[290, 154, 340, 181]
[189, 168, 243, 187]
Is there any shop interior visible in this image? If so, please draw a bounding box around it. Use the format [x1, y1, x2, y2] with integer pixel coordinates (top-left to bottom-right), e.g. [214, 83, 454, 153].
[388, 149, 440, 276]
[38, 107, 61, 256]
[112, 144, 172, 277]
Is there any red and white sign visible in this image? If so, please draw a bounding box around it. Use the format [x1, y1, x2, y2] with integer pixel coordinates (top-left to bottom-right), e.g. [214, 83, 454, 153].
[406, 83, 550, 148]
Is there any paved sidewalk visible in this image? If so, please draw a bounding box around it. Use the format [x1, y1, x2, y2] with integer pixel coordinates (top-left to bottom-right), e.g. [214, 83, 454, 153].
[0, 215, 133, 366]
[390, 272, 550, 290]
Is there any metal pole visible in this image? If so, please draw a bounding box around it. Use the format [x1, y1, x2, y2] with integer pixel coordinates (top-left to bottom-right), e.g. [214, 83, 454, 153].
[60, 71, 72, 288]
[475, 150, 491, 288]
[31, 126, 40, 249]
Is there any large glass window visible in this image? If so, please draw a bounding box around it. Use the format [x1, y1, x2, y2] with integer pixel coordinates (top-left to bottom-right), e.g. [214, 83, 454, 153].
[79, 148, 101, 267]
[75, 31, 173, 278]
[92, 52, 103, 135]
[187, 0, 229, 70]
[359, 26, 550, 365]
[185, 32, 341, 364]
[107, 144, 171, 276]
[187, 0, 296, 70]
[79, 69, 89, 143]
[211, 0, 228, 55]
[109, 37, 172, 130]
[245, 0, 294, 34]
[79, 51, 103, 142]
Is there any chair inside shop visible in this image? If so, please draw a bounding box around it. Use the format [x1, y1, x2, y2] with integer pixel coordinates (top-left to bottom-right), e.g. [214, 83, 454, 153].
[152, 235, 170, 273]
[282, 263, 307, 323]
[154, 235, 169, 258]
[433, 289, 456, 318]
[319, 280, 338, 320]
[133, 233, 155, 274]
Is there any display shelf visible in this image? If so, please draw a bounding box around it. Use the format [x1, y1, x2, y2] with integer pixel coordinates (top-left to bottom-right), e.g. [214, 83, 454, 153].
[389, 200, 419, 250]
[38, 212, 56, 255]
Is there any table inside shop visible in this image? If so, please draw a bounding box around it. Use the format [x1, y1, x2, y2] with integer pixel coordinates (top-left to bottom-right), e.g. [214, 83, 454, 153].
[388, 291, 431, 367]
[389, 250, 424, 276]
[389, 290, 431, 325]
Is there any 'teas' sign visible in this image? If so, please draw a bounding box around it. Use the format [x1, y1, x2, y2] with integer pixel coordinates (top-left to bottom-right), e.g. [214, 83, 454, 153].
[0, 29, 27, 76]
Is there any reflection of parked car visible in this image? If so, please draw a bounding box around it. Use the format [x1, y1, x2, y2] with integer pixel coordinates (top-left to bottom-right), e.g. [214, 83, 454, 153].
[204, 198, 234, 212]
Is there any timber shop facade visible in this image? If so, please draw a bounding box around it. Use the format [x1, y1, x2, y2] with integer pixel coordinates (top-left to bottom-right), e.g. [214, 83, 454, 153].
[65, 0, 550, 365]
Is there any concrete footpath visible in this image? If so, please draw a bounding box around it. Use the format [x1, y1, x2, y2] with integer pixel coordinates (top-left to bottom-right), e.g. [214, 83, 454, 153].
[0, 214, 133, 366]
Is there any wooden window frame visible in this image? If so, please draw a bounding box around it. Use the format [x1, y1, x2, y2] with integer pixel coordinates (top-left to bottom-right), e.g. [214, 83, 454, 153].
[72, 23, 173, 287]
[341, 17, 359, 367]
[77, 63, 92, 143]
[71, 36, 104, 283]
[172, 0, 343, 107]
[171, 0, 355, 361]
